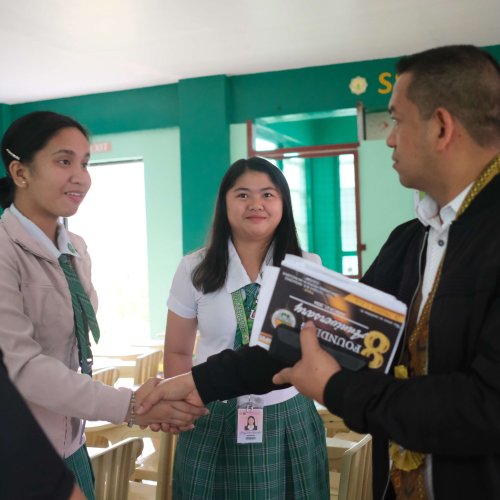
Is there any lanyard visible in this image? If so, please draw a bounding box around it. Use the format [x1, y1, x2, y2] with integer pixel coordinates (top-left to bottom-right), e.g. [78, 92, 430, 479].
[231, 288, 258, 346]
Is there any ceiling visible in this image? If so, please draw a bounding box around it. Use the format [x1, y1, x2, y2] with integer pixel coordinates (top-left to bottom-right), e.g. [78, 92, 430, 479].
[1, 0, 499, 105]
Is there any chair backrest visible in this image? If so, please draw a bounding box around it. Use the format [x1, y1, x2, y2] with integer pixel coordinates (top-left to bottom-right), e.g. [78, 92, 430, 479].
[93, 367, 120, 386]
[336, 433, 373, 500]
[127, 429, 178, 500]
[91, 437, 144, 500]
[317, 408, 350, 437]
[134, 349, 163, 384]
[157, 432, 177, 500]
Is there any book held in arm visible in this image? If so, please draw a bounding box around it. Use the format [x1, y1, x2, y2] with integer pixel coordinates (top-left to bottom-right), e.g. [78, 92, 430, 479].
[250, 254, 407, 373]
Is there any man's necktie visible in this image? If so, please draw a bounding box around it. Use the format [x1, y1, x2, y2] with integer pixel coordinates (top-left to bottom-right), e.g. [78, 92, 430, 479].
[59, 254, 100, 375]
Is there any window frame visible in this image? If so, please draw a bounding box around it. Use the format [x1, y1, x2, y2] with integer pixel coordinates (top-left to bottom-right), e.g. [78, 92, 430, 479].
[247, 120, 365, 279]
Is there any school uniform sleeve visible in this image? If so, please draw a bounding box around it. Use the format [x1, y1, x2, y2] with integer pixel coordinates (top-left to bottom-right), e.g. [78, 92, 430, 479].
[0, 224, 132, 426]
[167, 253, 200, 319]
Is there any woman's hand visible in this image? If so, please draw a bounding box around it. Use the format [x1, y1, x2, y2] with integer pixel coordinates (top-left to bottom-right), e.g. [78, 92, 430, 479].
[133, 374, 208, 431]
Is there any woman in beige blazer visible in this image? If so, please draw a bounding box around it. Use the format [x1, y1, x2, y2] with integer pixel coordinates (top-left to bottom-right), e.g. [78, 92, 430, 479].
[0, 111, 206, 499]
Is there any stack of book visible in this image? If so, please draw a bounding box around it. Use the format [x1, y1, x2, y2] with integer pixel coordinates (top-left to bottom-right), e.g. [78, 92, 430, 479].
[250, 254, 407, 373]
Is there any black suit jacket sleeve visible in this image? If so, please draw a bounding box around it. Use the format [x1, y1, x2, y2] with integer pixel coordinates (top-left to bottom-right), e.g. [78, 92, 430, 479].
[0, 352, 75, 500]
[192, 345, 290, 403]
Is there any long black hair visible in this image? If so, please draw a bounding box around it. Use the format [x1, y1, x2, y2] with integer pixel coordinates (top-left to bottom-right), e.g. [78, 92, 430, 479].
[192, 156, 302, 293]
[0, 111, 88, 209]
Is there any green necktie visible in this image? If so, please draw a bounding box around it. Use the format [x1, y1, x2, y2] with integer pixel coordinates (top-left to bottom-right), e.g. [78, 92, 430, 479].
[233, 282, 260, 350]
[59, 254, 100, 375]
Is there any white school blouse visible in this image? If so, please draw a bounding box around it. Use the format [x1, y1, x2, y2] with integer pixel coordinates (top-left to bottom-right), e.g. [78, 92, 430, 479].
[167, 240, 321, 406]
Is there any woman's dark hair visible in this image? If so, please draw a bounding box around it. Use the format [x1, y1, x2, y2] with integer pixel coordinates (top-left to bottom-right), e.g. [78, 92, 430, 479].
[0, 111, 88, 209]
[192, 156, 302, 293]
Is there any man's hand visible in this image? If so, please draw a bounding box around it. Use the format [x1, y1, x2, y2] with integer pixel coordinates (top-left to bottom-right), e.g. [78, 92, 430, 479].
[272, 321, 341, 405]
[136, 372, 201, 414]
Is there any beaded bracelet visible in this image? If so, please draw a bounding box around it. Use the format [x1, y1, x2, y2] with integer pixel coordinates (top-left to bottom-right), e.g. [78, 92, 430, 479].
[127, 391, 136, 427]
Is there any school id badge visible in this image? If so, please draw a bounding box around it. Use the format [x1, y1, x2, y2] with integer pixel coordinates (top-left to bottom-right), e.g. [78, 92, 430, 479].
[236, 396, 264, 444]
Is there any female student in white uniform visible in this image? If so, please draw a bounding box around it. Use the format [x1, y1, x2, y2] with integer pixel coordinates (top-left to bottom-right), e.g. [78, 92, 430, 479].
[164, 156, 329, 499]
[0, 111, 208, 499]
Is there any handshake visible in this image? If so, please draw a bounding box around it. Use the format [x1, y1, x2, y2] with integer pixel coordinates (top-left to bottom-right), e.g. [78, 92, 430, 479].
[128, 372, 207, 434]
[124, 321, 342, 434]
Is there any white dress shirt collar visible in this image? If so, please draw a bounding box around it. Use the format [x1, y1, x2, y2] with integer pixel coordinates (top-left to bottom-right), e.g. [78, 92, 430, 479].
[415, 183, 473, 232]
[225, 239, 274, 293]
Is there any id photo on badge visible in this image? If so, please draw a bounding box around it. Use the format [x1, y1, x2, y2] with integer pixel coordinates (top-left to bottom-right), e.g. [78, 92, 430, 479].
[244, 415, 258, 431]
[237, 408, 263, 444]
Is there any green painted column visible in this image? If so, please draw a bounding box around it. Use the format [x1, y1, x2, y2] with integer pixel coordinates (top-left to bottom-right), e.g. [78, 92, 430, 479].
[0, 104, 13, 216]
[310, 156, 342, 271]
[0, 104, 12, 177]
[178, 75, 230, 253]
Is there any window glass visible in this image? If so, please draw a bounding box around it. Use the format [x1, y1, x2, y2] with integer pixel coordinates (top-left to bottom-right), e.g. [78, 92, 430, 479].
[339, 154, 357, 253]
[68, 160, 150, 347]
[282, 158, 309, 250]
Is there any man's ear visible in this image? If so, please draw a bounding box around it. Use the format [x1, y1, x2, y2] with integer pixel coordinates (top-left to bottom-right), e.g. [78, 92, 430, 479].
[8, 161, 28, 188]
[433, 107, 455, 151]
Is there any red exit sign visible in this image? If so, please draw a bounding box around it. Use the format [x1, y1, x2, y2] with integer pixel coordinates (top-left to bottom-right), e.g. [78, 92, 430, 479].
[90, 142, 112, 153]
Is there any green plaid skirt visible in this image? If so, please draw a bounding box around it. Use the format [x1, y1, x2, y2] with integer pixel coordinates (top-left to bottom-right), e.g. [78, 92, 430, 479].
[64, 445, 95, 500]
[173, 393, 329, 500]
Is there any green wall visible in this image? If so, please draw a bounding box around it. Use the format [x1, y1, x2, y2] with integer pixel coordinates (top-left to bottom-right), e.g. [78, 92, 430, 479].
[256, 115, 357, 148]
[358, 140, 414, 273]
[8, 85, 179, 135]
[230, 123, 248, 163]
[178, 76, 230, 253]
[0, 104, 12, 176]
[313, 116, 358, 145]
[309, 157, 343, 270]
[229, 58, 396, 120]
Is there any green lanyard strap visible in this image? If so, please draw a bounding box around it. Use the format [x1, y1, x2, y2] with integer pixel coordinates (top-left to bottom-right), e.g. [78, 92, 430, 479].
[231, 283, 260, 348]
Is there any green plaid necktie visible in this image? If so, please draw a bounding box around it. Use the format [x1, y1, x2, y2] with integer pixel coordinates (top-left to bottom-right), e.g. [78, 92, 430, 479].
[59, 254, 100, 376]
[233, 283, 260, 349]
